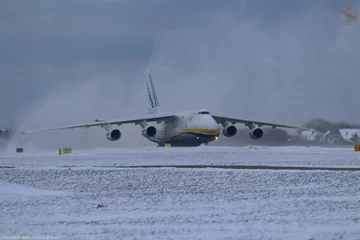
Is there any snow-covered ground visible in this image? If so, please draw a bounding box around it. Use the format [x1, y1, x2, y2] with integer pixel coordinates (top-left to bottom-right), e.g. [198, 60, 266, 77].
[0, 146, 360, 239]
[1, 145, 360, 168]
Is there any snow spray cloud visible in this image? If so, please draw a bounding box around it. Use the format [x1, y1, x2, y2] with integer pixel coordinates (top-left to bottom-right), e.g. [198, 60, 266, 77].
[11, 71, 151, 149]
[3, 0, 360, 148]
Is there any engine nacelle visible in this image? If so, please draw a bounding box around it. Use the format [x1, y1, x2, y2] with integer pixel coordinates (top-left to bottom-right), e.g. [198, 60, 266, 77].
[249, 127, 263, 140]
[222, 125, 237, 137]
[142, 126, 157, 138]
[106, 129, 121, 141]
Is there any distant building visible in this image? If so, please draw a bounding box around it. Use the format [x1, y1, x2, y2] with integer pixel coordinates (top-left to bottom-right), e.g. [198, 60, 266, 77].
[289, 128, 360, 146]
[323, 130, 345, 144]
[288, 129, 324, 145]
[339, 129, 360, 144]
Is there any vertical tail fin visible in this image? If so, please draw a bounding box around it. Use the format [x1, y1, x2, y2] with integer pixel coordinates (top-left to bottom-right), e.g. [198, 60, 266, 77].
[146, 69, 160, 114]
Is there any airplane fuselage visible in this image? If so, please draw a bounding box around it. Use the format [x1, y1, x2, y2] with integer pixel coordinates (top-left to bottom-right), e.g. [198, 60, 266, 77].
[145, 109, 220, 147]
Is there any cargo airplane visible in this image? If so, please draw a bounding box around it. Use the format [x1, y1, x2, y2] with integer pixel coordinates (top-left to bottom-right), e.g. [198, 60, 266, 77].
[21, 70, 304, 147]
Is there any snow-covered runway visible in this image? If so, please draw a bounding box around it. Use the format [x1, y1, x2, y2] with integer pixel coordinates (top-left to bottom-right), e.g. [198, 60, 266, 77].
[0, 146, 360, 239]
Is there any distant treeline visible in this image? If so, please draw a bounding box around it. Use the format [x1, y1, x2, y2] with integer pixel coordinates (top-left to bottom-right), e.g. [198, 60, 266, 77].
[0, 128, 13, 139]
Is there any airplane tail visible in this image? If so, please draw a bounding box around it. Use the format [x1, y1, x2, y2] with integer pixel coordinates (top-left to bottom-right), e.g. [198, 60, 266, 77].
[146, 69, 161, 114]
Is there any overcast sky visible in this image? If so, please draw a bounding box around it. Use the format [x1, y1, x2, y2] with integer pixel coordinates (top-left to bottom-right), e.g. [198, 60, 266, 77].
[1, 0, 360, 148]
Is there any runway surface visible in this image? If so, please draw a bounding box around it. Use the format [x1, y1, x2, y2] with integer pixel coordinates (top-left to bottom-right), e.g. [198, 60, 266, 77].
[1, 145, 360, 168]
[0, 146, 360, 239]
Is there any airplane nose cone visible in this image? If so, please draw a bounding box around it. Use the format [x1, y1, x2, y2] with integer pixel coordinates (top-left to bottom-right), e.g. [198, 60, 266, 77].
[208, 118, 220, 139]
[194, 115, 220, 135]
[205, 116, 220, 133]
[210, 119, 220, 130]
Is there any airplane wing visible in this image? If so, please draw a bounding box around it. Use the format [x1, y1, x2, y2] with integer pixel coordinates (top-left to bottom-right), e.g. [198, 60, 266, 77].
[211, 114, 307, 130]
[20, 113, 176, 133]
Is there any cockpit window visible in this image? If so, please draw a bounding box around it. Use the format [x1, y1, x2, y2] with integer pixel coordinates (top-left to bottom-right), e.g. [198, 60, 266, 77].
[198, 111, 210, 114]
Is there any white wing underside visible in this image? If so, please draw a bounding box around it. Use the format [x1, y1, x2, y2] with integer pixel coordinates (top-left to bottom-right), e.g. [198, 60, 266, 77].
[211, 114, 306, 130]
[21, 113, 176, 133]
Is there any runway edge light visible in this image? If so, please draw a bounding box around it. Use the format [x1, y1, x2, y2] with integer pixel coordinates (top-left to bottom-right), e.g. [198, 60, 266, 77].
[354, 144, 360, 152]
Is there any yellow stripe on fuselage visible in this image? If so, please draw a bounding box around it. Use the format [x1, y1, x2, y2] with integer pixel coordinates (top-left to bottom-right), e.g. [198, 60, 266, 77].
[170, 128, 220, 137]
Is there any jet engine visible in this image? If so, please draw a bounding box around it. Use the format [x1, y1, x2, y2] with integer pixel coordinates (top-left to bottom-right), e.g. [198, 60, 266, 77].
[142, 126, 157, 138]
[249, 127, 263, 140]
[106, 129, 121, 141]
[222, 125, 237, 137]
